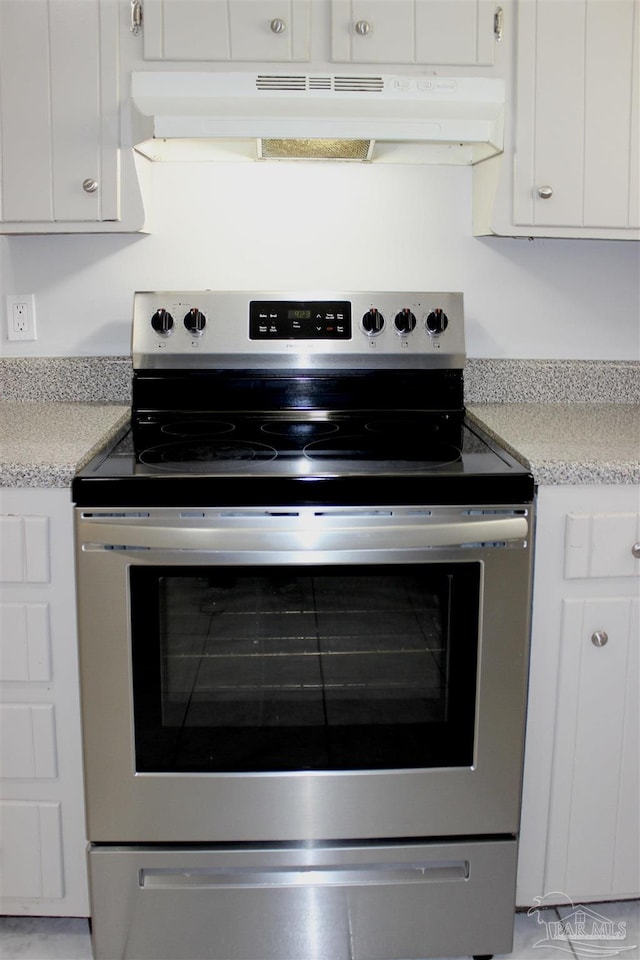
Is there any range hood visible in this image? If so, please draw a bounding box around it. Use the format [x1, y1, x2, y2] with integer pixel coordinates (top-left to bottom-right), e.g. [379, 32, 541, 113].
[131, 71, 505, 164]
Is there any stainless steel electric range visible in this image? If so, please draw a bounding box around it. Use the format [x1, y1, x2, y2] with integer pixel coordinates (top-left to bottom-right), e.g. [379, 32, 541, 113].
[73, 291, 535, 960]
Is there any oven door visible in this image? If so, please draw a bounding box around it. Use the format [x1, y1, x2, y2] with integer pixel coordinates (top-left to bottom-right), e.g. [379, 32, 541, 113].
[75, 504, 533, 843]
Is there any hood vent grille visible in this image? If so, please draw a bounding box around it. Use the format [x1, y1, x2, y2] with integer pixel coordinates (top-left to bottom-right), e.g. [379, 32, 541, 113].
[256, 74, 384, 94]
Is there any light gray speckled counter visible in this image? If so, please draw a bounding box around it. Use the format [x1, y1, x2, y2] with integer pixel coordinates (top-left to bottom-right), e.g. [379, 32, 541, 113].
[464, 359, 639, 403]
[1, 358, 638, 489]
[468, 403, 640, 485]
[1, 357, 638, 404]
[0, 402, 129, 488]
[0, 357, 132, 402]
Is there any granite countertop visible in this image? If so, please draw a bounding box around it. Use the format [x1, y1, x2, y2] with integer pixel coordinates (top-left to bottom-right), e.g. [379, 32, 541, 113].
[0, 399, 637, 489]
[468, 403, 640, 485]
[1, 354, 639, 490]
[0, 402, 129, 488]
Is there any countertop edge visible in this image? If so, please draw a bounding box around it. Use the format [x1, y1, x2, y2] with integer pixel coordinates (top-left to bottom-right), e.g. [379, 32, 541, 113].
[467, 404, 640, 487]
[0, 403, 129, 490]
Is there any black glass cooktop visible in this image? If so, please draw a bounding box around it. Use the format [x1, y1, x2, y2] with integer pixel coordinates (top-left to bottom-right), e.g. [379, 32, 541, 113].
[131, 410, 462, 474]
[73, 412, 534, 508]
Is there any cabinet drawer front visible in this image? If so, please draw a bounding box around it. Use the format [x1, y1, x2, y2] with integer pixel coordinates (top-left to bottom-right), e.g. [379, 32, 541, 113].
[565, 512, 640, 579]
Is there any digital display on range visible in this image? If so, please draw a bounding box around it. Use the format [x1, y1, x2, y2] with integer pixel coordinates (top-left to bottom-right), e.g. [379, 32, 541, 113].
[250, 301, 352, 340]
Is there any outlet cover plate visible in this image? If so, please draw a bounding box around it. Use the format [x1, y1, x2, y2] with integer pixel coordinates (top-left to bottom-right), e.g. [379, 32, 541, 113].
[6, 294, 37, 341]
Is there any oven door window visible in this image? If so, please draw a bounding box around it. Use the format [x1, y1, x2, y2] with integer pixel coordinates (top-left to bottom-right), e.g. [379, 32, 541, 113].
[130, 563, 480, 772]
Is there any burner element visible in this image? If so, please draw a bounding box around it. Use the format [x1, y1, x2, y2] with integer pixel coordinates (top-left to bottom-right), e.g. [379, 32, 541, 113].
[303, 435, 460, 465]
[140, 439, 277, 472]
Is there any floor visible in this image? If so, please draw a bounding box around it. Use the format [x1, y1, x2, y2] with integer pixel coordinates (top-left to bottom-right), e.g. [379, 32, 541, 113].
[0, 900, 638, 960]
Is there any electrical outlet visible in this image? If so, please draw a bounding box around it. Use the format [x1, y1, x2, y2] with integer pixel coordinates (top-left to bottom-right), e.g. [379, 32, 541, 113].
[6, 295, 37, 341]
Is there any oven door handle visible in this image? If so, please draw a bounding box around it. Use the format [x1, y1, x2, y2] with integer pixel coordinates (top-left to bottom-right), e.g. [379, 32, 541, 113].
[79, 516, 529, 551]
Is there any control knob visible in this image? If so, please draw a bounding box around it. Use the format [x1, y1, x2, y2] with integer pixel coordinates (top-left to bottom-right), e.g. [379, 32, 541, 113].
[426, 308, 448, 335]
[361, 308, 384, 335]
[150, 308, 174, 335]
[394, 308, 417, 335]
[184, 308, 207, 336]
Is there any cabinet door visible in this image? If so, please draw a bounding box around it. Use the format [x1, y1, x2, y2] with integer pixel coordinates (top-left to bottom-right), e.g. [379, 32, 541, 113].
[544, 596, 639, 899]
[331, 0, 496, 64]
[0, 802, 64, 900]
[514, 0, 639, 229]
[143, 0, 311, 61]
[0, 489, 89, 916]
[0, 0, 119, 223]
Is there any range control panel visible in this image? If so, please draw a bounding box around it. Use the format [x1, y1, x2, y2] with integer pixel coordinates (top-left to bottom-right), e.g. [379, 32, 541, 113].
[133, 291, 466, 370]
[250, 301, 351, 340]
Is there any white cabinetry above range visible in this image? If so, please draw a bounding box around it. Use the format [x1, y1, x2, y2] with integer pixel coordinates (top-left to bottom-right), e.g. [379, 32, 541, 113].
[475, 0, 640, 238]
[2, 0, 636, 237]
[141, 0, 313, 61]
[140, 0, 501, 65]
[330, 0, 499, 65]
[0, 0, 146, 234]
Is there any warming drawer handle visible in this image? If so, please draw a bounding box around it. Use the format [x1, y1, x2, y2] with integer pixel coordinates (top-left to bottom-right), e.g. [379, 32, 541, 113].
[140, 860, 469, 889]
[80, 516, 529, 551]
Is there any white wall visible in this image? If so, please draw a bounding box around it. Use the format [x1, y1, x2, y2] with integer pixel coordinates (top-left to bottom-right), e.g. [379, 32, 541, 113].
[1, 161, 639, 360]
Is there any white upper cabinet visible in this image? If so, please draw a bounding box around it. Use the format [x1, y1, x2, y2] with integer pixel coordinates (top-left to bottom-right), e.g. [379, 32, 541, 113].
[142, 0, 312, 61]
[330, 0, 498, 64]
[475, 0, 639, 238]
[141, 0, 500, 65]
[514, 0, 639, 231]
[0, 0, 145, 233]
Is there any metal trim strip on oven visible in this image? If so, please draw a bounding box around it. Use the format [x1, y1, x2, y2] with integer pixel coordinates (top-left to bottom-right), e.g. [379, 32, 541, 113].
[78, 507, 529, 553]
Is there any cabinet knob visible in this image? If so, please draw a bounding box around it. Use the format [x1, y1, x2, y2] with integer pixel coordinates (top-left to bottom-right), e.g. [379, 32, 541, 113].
[537, 185, 554, 200]
[270, 17, 286, 34]
[591, 630, 609, 647]
[632, 542, 640, 559]
[354, 19, 372, 35]
[82, 178, 99, 194]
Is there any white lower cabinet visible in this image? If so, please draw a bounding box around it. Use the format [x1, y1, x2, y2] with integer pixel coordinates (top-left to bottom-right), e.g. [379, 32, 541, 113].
[517, 485, 640, 905]
[0, 489, 89, 917]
